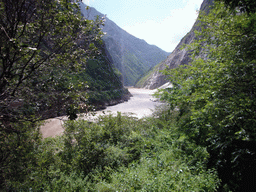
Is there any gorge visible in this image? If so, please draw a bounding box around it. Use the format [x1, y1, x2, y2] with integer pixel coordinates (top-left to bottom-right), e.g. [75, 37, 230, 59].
[3, 0, 254, 190]
[80, 2, 170, 86]
[41, 0, 212, 137]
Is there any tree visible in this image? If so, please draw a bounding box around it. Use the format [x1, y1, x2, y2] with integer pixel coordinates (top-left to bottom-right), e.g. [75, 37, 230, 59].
[159, 1, 256, 190]
[217, 0, 256, 14]
[0, 0, 104, 189]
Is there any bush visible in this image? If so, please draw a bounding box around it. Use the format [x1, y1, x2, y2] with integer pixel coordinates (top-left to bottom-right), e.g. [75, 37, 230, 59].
[7, 111, 220, 191]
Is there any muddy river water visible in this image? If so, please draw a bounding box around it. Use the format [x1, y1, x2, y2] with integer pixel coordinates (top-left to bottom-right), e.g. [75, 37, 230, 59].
[41, 88, 163, 138]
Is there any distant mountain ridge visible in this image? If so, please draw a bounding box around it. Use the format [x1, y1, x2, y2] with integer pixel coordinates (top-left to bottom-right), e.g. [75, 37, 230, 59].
[79, 3, 170, 86]
[135, 0, 213, 89]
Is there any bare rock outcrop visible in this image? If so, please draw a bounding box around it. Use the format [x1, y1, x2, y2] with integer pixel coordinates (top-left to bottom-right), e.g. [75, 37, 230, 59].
[138, 0, 213, 89]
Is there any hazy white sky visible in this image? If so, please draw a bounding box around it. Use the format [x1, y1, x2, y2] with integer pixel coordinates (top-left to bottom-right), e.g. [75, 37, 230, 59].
[82, 0, 203, 52]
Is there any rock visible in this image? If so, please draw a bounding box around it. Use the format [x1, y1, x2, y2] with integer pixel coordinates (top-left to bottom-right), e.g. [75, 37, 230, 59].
[137, 0, 214, 89]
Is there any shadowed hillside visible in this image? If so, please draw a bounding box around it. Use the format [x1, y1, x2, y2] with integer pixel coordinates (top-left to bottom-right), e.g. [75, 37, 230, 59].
[80, 3, 170, 86]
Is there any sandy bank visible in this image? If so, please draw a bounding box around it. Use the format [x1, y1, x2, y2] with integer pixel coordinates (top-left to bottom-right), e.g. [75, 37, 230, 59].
[40, 88, 163, 138]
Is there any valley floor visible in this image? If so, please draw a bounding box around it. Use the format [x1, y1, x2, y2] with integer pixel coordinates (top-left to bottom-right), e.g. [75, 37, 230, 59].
[41, 88, 163, 138]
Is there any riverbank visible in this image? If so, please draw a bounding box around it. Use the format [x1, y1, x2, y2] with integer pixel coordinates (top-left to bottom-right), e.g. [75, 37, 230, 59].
[40, 88, 163, 138]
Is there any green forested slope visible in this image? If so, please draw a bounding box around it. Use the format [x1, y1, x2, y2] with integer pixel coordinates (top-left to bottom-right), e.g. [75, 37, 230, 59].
[80, 3, 170, 86]
[83, 41, 129, 109]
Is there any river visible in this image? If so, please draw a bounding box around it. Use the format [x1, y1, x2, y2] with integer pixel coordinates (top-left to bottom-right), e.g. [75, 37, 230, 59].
[40, 88, 164, 138]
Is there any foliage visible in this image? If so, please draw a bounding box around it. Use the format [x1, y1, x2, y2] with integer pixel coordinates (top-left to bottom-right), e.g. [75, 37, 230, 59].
[7, 111, 219, 191]
[158, 1, 256, 190]
[0, 0, 104, 121]
[83, 42, 126, 108]
[97, 112, 219, 191]
[216, 0, 256, 14]
[64, 40, 126, 110]
[0, 1, 225, 191]
[0, 0, 105, 189]
[0, 121, 42, 190]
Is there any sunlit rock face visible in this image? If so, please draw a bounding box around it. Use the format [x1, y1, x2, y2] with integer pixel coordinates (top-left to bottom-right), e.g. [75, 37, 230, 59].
[137, 0, 214, 89]
[80, 3, 170, 86]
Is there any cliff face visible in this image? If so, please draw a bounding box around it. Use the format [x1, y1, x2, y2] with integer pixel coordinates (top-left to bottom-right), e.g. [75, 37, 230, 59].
[79, 3, 170, 86]
[136, 0, 214, 89]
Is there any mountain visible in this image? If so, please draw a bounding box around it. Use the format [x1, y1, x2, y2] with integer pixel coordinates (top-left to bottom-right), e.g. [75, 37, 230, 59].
[84, 41, 131, 110]
[79, 3, 170, 86]
[135, 0, 214, 89]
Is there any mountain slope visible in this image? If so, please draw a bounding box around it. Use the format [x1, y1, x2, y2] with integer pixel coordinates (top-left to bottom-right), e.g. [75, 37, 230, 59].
[79, 3, 170, 86]
[135, 0, 213, 89]
[84, 41, 130, 109]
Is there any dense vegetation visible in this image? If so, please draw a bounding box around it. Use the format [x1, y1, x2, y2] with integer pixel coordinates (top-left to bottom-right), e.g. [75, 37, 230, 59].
[1, 0, 255, 191]
[0, 0, 126, 189]
[158, 1, 256, 191]
[1, 0, 101, 186]
[78, 41, 128, 110]
[2, 109, 220, 191]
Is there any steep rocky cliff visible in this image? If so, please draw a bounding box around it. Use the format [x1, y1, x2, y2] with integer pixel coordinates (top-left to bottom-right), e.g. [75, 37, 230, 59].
[135, 0, 213, 89]
[79, 3, 170, 86]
